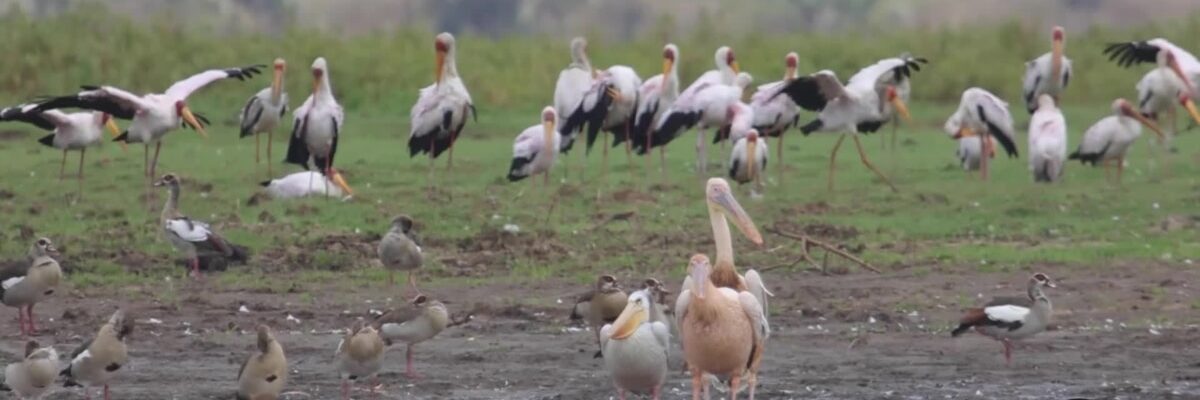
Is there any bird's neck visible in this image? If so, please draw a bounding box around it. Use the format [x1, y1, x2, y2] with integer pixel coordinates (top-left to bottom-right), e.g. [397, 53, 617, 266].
[709, 203, 735, 267]
[162, 186, 181, 221]
[441, 52, 459, 83]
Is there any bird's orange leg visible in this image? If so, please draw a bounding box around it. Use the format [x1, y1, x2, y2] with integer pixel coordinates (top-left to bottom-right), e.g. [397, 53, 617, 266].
[255, 130, 261, 165]
[852, 135, 898, 192]
[78, 148, 86, 198]
[266, 130, 274, 178]
[980, 134, 990, 181]
[827, 134, 847, 192]
[690, 367, 703, 400]
[777, 130, 785, 181]
[1117, 156, 1125, 185]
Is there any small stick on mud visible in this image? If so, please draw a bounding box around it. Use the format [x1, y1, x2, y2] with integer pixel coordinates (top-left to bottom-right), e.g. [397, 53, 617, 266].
[765, 224, 882, 274]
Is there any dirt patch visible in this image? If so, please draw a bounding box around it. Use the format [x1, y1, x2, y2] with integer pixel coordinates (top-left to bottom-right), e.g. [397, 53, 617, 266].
[6, 262, 1198, 399]
[610, 188, 655, 203]
[0, 188, 15, 200]
[788, 200, 833, 215]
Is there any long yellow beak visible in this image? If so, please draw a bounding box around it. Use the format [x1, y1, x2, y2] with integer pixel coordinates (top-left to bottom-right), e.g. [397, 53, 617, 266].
[730, 61, 741, 75]
[662, 59, 674, 81]
[1168, 59, 1193, 95]
[542, 120, 556, 155]
[435, 51, 446, 85]
[312, 74, 321, 95]
[610, 303, 646, 340]
[746, 139, 757, 179]
[105, 119, 126, 151]
[271, 68, 283, 102]
[1129, 110, 1166, 143]
[891, 97, 913, 123]
[180, 106, 207, 138]
[1183, 97, 1200, 127]
[709, 187, 763, 245]
[953, 126, 973, 140]
[331, 170, 355, 197]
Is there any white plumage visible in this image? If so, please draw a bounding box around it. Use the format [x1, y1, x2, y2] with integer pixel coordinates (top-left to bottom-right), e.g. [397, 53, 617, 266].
[1022, 26, 1071, 114]
[630, 44, 681, 156]
[1028, 95, 1068, 183]
[554, 37, 597, 153]
[750, 52, 801, 138]
[983, 304, 1031, 324]
[284, 57, 343, 174]
[409, 33, 474, 161]
[943, 88, 1019, 178]
[729, 131, 768, 195]
[507, 107, 561, 182]
[1069, 98, 1164, 182]
[260, 171, 351, 200]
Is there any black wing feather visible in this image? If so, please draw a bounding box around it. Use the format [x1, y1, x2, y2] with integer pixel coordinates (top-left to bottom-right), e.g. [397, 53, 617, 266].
[0, 105, 56, 130]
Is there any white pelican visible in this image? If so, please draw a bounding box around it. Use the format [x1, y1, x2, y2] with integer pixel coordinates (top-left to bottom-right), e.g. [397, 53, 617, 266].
[729, 130, 768, 198]
[600, 289, 670, 400]
[1022, 26, 1072, 114]
[555, 37, 597, 155]
[239, 58, 289, 177]
[0, 103, 120, 187]
[35, 65, 264, 181]
[750, 52, 800, 173]
[653, 72, 753, 174]
[773, 54, 927, 191]
[628, 44, 681, 172]
[1028, 95, 1068, 183]
[259, 170, 353, 201]
[943, 88, 1019, 180]
[409, 33, 476, 172]
[1069, 98, 1165, 183]
[678, 254, 767, 400]
[284, 57, 351, 197]
[507, 107, 560, 183]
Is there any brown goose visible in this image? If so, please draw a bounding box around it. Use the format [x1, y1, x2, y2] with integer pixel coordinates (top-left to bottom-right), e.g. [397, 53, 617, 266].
[569, 275, 627, 358]
[952, 273, 1056, 366]
[378, 215, 423, 293]
[641, 278, 676, 337]
[2, 237, 63, 336]
[154, 173, 246, 280]
[3, 340, 59, 399]
[236, 325, 287, 400]
[62, 309, 134, 400]
[375, 295, 449, 379]
[335, 321, 385, 400]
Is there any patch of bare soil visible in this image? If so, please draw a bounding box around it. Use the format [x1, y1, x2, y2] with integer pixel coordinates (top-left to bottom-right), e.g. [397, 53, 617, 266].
[5, 262, 1198, 399]
[0, 129, 27, 141]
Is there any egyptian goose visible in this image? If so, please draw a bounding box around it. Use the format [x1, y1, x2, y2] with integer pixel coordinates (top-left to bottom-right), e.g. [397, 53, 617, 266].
[335, 321, 385, 400]
[236, 325, 287, 400]
[62, 309, 134, 400]
[239, 58, 290, 178]
[600, 290, 670, 400]
[378, 215, 423, 293]
[3, 340, 59, 399]
[375, 295, 449, 379]
[952, 273, 1057, 365]
[678, 254, 768, 400]
[154, 173, 246, 279]
[641, 278, 674, 331]
[2, 237, 63, 336]
[569, 275, 627, 358]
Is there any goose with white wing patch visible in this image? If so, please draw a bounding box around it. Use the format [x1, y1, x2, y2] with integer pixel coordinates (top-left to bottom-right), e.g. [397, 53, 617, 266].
[154, 173, 247, 280]
[2, 237, 62, 336]
[952, 273, 1056, 366]
[62, 309, 133, 400]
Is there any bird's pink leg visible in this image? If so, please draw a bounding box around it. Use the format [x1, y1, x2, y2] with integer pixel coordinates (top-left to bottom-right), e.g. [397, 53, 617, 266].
[255, 130, 261, 165]
[59, 150, 68, 181]
[191, 257, 204, 280]
[409, 271, 421, 296]
[405, 344, 423, 379]
[267, 130, 274, 177]
[777, 130, 785, 181]
[104, 384, 111, 400]
[16, 307, 27, 336]
[150, 142, 162, 182]
[616, 387, 627, 400]
[729, 373, 741, 400]
[341, 379, 350, 400]
[370, 375, 381, 399]
[27, 304, 38, 335]
[690, 368, 703, 400]
[651, 385, 661, 400]
[78, 148, 87, 198]
[84, 388, 92, 400]
[1003, 339, 1013, 366]
[143, 144, 150, 178]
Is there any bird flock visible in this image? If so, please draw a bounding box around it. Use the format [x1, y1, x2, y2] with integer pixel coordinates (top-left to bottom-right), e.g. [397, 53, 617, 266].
[1, 26, 1200, 400]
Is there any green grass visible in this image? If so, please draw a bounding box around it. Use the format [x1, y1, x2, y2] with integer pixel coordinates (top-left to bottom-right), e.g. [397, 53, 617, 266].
[0, 99, 1197, 291]
[0, 7, 1198, 291]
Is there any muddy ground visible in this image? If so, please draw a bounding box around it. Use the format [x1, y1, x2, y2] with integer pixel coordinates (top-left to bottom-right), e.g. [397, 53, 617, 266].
[3, 262, 1198, 400]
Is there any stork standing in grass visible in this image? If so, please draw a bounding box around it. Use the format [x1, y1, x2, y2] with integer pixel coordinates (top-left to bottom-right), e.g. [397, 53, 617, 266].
[750, 52, 800, 178]
[409, 33, 476, 181]
[0, 103, 121, 195]
[1027, 95, 1068, 183]
[239, 58, 289, 178]
[943, 88, 1019, 180]
[1023, 26, 1072, 114]
[1104, 40, 1200, 145]
[1069, 98, 1165, 184]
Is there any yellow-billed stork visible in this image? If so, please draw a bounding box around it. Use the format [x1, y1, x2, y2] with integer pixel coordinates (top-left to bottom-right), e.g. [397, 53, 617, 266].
[239, 58, 289, 177]
[729, 130, 768, 198]
[1069, 98, 1165, 184]
[507, 107, 560, 184]
[1105, 40, 1200, 143]
[34, 65, 264, 182]
[627, 44, 681, 173]
[944, 88, 1018, 180]
[1, 103, 120, 190]
[409, 33, 476, 173]
[1028, 95, 1068, 183]
[750, 52, 800, 175]
[1023, 26, 1072, 114]
[283, 57, 355, 197]
[773, 54, 926, 192]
